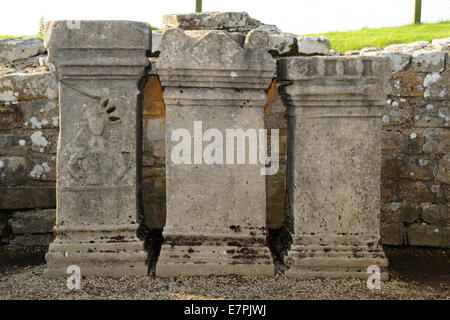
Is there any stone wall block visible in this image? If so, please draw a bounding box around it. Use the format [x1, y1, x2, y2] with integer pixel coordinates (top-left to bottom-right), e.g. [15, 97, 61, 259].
[407, 223, 449, 247]
[381, 222, 405, 245]
[11, 209, 56, 234]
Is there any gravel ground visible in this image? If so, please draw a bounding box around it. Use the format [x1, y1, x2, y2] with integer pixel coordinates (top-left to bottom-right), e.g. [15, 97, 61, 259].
[0, 246, 448, 300]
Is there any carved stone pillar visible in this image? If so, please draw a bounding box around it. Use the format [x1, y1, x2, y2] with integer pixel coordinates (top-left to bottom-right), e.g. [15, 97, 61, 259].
[156, 29, 276, 276]
[278, 56, 391, 279]
[44, 21, 151, 277]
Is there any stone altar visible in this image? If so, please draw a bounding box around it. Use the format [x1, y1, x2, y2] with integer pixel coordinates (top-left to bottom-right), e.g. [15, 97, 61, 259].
[44, 20, 152, 277]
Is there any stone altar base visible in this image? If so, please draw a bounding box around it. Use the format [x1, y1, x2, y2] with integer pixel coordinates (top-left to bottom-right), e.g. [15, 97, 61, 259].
[156, 228, 273, 276]
[284, 236, 388, 279]
[45, 225, 147, 277]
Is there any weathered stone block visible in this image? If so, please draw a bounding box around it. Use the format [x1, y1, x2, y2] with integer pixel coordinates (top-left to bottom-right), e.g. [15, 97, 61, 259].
[382, 130, 407, 152]
[278, 56, 391, 279]
[0, 156, 27, 185]
[296, 36, 330, 55]
[381, 155, 401, 179]
[390, 70, 425, 97]
[0, 73, 57, 102]
[411, 50, 445, 73]
[361, 50, 411, 73]
[152, 32, 163, 55]
[381, 201, 420, 223]
[28, 153, 56, 181]
[431, 37, 450, 51]
[11, 209, 56, 234]
[0, 186, 56, 210]
[44, 20, 152, 277]
[10, 233, 53, 246]
[398, 180, 444, 202]
[421, 203, 449, 226]
[156, 29, 276, 276]
[142, 75, 165, 118]
[269, 33, 296, 56]
[435, 155, 449, 185]
[407, 223, 449, 247]
[413, 101, 449, 127]
[381, 97, 413, 125]
[423, 70, 449, 100]
[146, 118, 165, 142]
[384, 41, 429, 53]
[0, 103, 23, 129]
[266, 164, 286, 229]
[422, 128, 446, 155]
[142, 177, 166, 229]
[397, 156, 435, 181]
[0, 38, 45, 64]
[23, 99, 59, 129]
[380, 223, 404, 245]
[162, 12, 263, 32]
[0, 213, 11, 238]
[0, 133, 29, 155]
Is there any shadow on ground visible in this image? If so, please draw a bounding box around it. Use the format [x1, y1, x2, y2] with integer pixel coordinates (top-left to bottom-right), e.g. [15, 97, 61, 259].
[384, 246, 449, 288]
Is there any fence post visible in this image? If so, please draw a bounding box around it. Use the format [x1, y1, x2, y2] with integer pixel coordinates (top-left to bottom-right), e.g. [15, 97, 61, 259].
[413, 0, 422, 24]
[196, 0, 202, 13]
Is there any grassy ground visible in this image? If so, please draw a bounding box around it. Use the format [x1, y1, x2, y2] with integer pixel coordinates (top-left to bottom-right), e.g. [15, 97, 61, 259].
[307, 20, 450, 53]
[2, 21, 449, 53]
[0, 35, 42, 39]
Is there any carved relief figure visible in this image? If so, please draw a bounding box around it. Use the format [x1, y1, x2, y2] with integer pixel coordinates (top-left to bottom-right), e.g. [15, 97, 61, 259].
[68, 98, 128, 185]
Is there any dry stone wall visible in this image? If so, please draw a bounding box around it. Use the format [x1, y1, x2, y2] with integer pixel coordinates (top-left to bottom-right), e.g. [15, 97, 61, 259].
[1, 40, 58, 245]
[355, 42, 450, 248]
[0, 13, 448, 250]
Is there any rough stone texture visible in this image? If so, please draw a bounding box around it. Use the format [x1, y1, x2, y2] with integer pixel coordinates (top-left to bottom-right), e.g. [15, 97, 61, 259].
[432, 37, 450, 51]
[411, 50, 445, 73]
[0, 38, 46, 64]
[384, 41, 430, 53]
[381, 223, 405, 245]
[278, 56, 392, 278]
[162, 12, 263, 33]
[155, 28, 276, 276]
[0, 213, 11, 239]
[0, 186, 56, 210]
[142, 74, 166, 229]
[9, 233, 54, 246]
[296, 36, 330, 55]
[0, 73, 57, 102]
[151, 32, 163, 55]
[421, 203, 449, 226]
[43, 20, 152, 277]
[407, 224, 449, 247]
[0, 70, 57, 213]
[376, 40, 449, 249]
[269, 33, 296, 56]
[0, 156, 27, 185]
[1, 22, 449, 251]
[11, 209, 55, 234]
[361, 50, 411, 73]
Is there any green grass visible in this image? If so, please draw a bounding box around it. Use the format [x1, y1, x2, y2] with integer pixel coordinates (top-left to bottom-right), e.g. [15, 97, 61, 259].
[0, 35, 42, 39]
[307, 21, 450, 53]
[2, 21, 449, 52]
